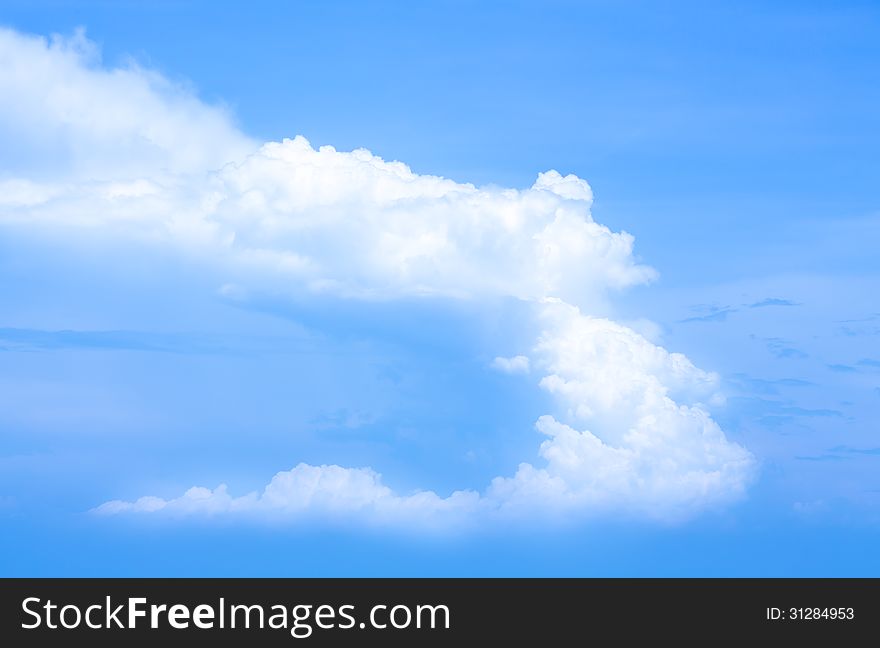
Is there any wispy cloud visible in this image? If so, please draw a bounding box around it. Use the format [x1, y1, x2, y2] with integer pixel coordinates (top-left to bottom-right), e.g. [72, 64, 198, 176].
[679, 306, 737, 323]
[796, 446, 880, 462]
[679, 297, 799, 324]
[829, 446, 880, 456]
[491, 355, 530, 374]
[747, 298, 800, 308]
[835, 314, 880, 337]
[823, 360, 880, 374]
[727, 373, 813, 395]
[837, 314, 880, 324]
[0, 327, 320, 356]
[726, 396, 843, 429]
[762, 337, 809, 360]
[0, 328, 223, 354]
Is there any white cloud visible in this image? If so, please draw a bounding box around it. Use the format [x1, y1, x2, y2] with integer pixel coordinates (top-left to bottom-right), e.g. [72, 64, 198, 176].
[0, 27, 255, 180]
[1, 27, 756, 526]
[0, 135, 656, 308]
[97, 300, 753, 525]
[488, 300, 755, 519]
[204, 141, 658, 304]
[0, 29, 654, 307]
[492, 355, 530, 374]
[94, 463, 484, 530]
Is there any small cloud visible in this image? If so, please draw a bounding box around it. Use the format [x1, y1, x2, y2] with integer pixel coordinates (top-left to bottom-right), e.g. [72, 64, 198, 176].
[310, 408, 378, 431]
[727, 374, 813, 395]
[491, 355, 530, 374]
[837, 313, 880, 324]
[748, 298, 800, 308]
[679, 308, 737, 324]
[218, 283, 248, 300]
[827, 364, 858, 373]
[681, 303, 737, 322]
[828, 445, 880, 457]
[794, 446, 880, 462]
[856, 358, 880, 369]
[763, 337, 808, 359]
[727, 396, 842, 422]
[775, 347, 808, 359]
[688, 303, 727, 313]
[826, 317, 880, 338]
[793, 499, 832, 516]
[775, 378, 813, 387]
[836, 324, 880, 337]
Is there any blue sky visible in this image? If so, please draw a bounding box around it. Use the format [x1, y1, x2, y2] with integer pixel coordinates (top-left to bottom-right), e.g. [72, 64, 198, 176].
[0, 1, 878, 575]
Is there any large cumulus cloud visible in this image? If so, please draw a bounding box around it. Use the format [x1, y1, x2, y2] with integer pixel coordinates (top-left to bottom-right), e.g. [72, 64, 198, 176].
[0, 27, 755, 526]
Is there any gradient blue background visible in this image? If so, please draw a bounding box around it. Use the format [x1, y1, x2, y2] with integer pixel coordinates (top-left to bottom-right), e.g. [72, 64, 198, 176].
[1, 0, 878, 575]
